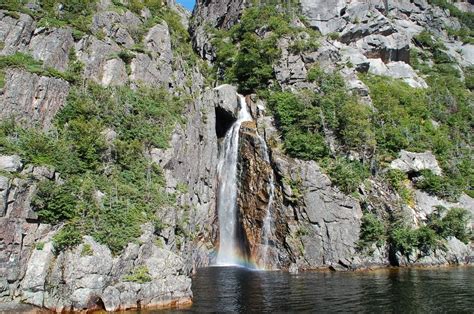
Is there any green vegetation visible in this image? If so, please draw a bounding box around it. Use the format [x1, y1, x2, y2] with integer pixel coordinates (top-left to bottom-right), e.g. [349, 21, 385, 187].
[2, 83, 184, 254]
[321, 158, 370, 194]
[35, 242, 45, 250]
[427, 206, 472, 244]
[428, 0, 474, 44]
[358, 212, 385, 248]
[385, 169, 414, 205]
[0, 51, 84, 84]
[213, 5, 319, 94]
[265, 67, 372, 193]
[81, 243, 94, 256]
[123, 265, 152, 283]
[52, 224, 83, 253]
[360, 207, 471, 255]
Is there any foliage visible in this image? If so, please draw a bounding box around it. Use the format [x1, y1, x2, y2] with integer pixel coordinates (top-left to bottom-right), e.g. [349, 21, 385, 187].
[81, 243, 94, 256]
[358, 212, 385, 248]
[427, 207, 471, 244]
[385, 169, 414, 205]
[213, 5, 317, 94]
[1, 82, 184, 254]
[35, 242, 45, 250]
[387, 206, 471, 256]
[123, 266, 152, 283]
[32, 180, 79, 224]
[0, 51, 84, 84]
[321, 157, 370, 194]
[362, 71, 472, 201]
[52, 224, 83, 253]
[415, 170, 463, 202]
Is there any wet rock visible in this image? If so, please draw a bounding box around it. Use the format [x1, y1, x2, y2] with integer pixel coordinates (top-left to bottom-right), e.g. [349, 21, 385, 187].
[390, 150, 442, 175]
[237, 120, 279, 267]
[0, 69, 69, 130]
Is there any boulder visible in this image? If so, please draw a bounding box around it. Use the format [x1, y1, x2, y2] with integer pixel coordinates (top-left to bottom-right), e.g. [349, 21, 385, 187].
[300, 0, 347, 35]
[28, 28, 74, 71]
[390, 150, 442, 175]
[213, 84, 239, 119]
[101, 58, 128, 87]
[75, 36, 122, 85]
[130, 53, 172, 87]
[145, 22, 173, 62]
[21, 242, 54, 306]
[356, 33, 410, 63]
[0, 176, 9, 217]
[0, 155, 22, 172]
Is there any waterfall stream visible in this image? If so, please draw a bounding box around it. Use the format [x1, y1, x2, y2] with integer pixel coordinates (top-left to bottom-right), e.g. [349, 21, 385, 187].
[258, 135, 275, 270]
[215, 93, 275, 269]
[216, 94, 252, 266]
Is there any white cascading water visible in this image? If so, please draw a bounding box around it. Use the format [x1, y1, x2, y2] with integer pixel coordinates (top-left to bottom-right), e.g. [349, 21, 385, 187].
[216, 94, 252, 266]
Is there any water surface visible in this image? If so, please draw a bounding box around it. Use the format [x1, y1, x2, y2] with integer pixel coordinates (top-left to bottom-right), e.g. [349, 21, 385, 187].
[152, 266, 473, 313]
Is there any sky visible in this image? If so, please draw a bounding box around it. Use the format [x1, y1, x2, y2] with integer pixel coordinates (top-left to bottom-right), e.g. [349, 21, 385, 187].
[176, 0, 196, 11]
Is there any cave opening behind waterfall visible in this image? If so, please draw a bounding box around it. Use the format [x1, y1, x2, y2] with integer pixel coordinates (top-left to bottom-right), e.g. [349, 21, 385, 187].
[215, 107, 236, 139]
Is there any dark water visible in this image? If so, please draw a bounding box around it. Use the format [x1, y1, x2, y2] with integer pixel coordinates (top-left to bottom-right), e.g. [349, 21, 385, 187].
[153, 266, 474, 313]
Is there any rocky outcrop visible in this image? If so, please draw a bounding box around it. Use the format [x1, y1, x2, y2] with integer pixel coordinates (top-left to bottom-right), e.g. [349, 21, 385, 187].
[190, 0, 245, 59]
[237, 120, 281, 268]
[390, 150, 442, 176]
[28, 28, 74, 71]
[0, 69, 69, 130]
[300, 0, 347, 35]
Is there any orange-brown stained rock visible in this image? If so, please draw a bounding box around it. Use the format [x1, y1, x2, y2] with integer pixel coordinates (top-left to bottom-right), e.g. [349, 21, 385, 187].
[236, 122, 275, 265]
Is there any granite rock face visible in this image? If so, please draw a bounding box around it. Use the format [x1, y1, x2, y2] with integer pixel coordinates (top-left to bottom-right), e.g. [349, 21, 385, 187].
[0, 0, 473, 312]
[0, 69, 69, 130]
[390, 150, 443, 176]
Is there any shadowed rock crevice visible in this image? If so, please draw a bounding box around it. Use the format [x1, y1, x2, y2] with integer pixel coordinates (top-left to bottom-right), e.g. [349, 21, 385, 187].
[215, 106, 236, 139]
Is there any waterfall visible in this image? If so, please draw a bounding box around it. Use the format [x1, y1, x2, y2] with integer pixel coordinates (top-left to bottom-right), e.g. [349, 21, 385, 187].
[216, 94, 252, 266]
[215, 92, 276, 269]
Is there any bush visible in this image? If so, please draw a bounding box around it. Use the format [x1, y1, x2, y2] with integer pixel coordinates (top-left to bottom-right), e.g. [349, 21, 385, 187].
[81, 243, 94, 256]
[321, 157, 370, 194]
[428, 207, 471, 244]
[389, 226, 418, 255]
[213, 5, 301, 93]
[415, 170, 463, 202]
[52, 224, 82, 253]
[385, 169, 413, 205]
[358, 212, 385, 248]
[32, 180, 78, 224]
[123, 266, 152, 283]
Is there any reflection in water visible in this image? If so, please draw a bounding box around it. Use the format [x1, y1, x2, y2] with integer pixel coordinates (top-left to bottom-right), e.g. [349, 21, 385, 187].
[139, 267, 474, 313]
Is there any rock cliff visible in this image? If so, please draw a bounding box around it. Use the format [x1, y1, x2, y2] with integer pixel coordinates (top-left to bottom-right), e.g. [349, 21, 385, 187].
[0, 0, 473, 312]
